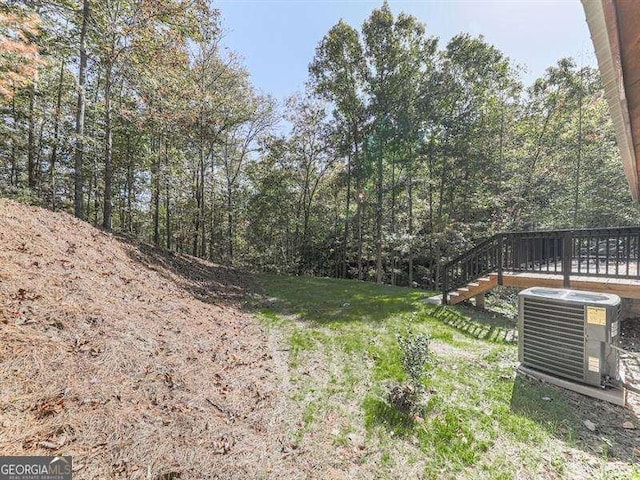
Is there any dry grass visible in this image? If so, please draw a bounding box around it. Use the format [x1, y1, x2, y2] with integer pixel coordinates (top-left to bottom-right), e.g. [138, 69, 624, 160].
[0, 199, 300, 479]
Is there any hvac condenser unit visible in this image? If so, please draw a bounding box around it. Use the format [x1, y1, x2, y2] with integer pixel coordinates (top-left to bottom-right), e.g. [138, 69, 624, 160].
[518, 287, 625, 405]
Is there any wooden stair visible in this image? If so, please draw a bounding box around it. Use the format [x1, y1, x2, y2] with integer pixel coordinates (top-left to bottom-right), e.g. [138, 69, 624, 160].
[447, 275, 498, 305]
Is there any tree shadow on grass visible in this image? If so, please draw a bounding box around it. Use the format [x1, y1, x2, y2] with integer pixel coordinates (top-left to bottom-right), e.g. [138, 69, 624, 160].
[510, 373, 639, 463]
[255, 274, 432, 325]
[120, 237, 252, 307]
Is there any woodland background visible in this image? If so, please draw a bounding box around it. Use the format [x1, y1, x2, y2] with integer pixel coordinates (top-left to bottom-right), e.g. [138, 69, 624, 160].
[2, 0, 639, 286]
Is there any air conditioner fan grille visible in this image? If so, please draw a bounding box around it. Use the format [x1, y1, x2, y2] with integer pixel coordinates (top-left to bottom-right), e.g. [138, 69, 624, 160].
[522, 297, 585, 382]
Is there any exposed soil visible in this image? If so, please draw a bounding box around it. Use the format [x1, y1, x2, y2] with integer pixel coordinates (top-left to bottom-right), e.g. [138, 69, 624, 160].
[0, 199, 299, 479]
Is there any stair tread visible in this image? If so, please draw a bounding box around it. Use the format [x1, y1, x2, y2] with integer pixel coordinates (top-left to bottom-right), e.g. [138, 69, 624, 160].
[458, 287, 470, 292]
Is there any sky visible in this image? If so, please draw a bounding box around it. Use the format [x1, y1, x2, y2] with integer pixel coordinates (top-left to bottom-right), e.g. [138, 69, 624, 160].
[216, 0, 597, 102]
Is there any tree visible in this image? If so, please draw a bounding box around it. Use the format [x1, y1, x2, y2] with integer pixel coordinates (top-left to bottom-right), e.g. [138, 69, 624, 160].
[309, 20, 367, 278]
[0, 6, 41, 100]
[283, 95, 336, 273]
[73, 0, 89, 219]
[220, 92, 275, 264]
[2, 1, 638, 289]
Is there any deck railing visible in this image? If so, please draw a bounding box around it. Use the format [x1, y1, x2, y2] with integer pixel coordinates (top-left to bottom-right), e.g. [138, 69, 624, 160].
[440, 226, 640, 304]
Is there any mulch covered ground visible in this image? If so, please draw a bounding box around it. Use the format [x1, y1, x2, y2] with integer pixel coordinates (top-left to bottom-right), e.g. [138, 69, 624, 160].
[0, 199, 300, 479]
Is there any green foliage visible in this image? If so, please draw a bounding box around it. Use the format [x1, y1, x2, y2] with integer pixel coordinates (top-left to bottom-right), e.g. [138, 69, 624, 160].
[2, 1, 639, 286]
[396, 331, 431, 386]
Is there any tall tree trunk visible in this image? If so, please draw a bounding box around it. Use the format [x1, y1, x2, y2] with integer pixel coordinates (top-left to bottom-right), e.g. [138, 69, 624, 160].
[92, 162, 99, 225]
[573, 70, 583, 227]
[74, 0, 89, 219]
[35, 119, 44, 189]
[300, 197, 311, 275]
[126, 135, 133, 232]
[375, 142, 383, 284]
[102, 60, 113, 230]
[200, 155, 206, 257]
[193, 145, 205, 257]
[407, 159, 414, 287]
[86, 166, 93, 221]
[428, 136, 434, 237]
[10, 92, 18, 185]
[192, 163, 200, 256]
[50, 58, 65, 210]
[355, 136, 364, 281]
[27, 84, 36, 189]
[437, 140, 447, 220]
[152, 146, 160, 246]
[342, 151, 351, 278]
[208, 179, 215, 260]
[427, 136, 435, 286]
[333, 183, 340, 277]
[462, 161, 470, 223]
[498, 105, 504, 180]
[227, 183, 233, 264]
[391, 154, 396, 285]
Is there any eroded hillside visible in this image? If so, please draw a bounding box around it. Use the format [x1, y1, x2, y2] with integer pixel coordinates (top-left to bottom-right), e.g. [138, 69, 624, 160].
[0, 199, 296, 479]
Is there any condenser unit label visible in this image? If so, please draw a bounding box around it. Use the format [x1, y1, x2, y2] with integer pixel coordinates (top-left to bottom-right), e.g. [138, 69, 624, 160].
[588, 356, 601, 372]
[611, 321, 619, 338]
[586, 306, 607, 325]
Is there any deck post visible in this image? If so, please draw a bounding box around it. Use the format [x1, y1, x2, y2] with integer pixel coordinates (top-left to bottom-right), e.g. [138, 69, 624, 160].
[442, 268, 448, 305]
[440, 268, 449, 305]
[475, 293, 485, 309]
[497, 234, 504, 285]
[563, 231, 572, 288]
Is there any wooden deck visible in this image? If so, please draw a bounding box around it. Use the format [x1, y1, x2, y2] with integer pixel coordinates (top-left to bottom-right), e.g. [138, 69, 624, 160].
[428, 267, 640, 305]
[437, 228, 640, 305]
[497, 271, 640, 299]
[540, 259, 639, 278]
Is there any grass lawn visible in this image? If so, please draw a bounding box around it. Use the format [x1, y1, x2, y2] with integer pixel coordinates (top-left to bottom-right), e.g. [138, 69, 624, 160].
[254, 274, 639, 479]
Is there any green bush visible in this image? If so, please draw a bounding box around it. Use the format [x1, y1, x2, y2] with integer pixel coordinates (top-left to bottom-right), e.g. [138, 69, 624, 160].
[396, 331, 431, 387]
[384, 331, 433, 416]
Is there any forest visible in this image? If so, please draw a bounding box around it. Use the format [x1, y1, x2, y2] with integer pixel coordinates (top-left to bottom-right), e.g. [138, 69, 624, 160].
[2, 0, 640, 287]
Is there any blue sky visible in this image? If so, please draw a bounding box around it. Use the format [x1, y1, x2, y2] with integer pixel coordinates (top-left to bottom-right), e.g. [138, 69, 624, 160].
[216, 0, 596, 101]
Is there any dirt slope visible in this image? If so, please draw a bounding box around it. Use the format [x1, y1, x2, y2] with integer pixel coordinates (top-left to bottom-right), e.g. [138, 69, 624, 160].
[0, 199, 295, 479]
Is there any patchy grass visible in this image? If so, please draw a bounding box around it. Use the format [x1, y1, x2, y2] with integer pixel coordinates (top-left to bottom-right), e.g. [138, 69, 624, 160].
[255, 274, 640, 479]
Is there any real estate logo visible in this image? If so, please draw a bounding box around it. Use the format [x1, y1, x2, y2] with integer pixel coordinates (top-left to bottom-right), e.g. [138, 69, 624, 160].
[0, 456, 72, 480]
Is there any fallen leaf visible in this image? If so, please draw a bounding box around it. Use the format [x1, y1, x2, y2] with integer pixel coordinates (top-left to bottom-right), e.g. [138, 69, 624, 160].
[39, 441, 58, 450]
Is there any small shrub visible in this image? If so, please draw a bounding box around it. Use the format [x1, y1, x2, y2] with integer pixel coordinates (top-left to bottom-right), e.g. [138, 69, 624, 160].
[383, 331, 433, 416]
[396, 331, 431, 387]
